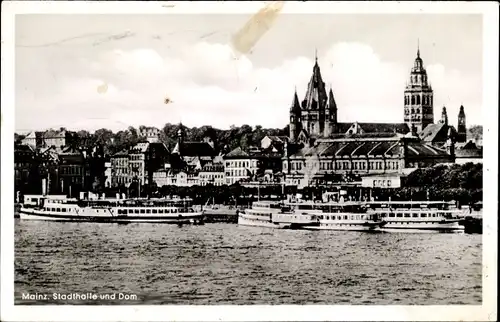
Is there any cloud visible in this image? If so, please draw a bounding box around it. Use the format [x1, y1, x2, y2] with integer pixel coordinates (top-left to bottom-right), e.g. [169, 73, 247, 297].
[16, 41, 482, 132]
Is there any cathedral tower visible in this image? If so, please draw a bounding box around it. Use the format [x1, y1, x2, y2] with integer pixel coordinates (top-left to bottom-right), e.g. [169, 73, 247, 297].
[404, 45, 434, 133]
[324, 86, 338, 137]
[457, 105, 467, 143]
[440, 106, 448, 125]
[289, 88, 302, 141]
[301, 54, 328, 137]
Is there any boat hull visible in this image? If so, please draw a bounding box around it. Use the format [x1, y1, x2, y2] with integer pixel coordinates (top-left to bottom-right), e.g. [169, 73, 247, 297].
[237, 215, 288, 229]
[19, 208, 204, 224]
[300, 221, 385, 231]
[380, 220, 464, 233]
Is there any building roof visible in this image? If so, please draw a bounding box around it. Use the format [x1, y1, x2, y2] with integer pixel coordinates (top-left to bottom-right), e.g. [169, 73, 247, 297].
[406, 142, 449, 156]
[43, 129, 66, 138]
[111, 150, 129, 158]
[419, 122, 457, 143]
[351, 122, 410, 135]
[130, 142, 149, 153]
[302, 60, 328, 110]
[288, 137, 450, 159]
[455, 141, 483, 158]
[60, 146, 82, 155]
[172, 141, 215, 157]
[266, 135, 289, 143]
[14, 144, 35, 153]
[225, 146, 283, 159]
[224, 147, 249, 159]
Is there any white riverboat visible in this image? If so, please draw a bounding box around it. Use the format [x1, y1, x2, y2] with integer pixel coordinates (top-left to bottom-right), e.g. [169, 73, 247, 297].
[363, 201, 464, 232]
[282, 201, 385, 231]
[19, 196, 205, 224]
[238, 200, 287, 228]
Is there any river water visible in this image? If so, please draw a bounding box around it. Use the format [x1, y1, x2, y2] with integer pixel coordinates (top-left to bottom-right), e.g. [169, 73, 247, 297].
[15, 220, 482, 305]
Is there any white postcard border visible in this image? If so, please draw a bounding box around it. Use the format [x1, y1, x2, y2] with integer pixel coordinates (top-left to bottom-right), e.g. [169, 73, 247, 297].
[1, 1, 498, 321]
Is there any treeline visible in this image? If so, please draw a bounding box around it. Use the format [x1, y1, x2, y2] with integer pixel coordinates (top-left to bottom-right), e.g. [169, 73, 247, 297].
[372, 162, 482, 204]
[15, 124, 289, 156]
[467, 125, 483, 142]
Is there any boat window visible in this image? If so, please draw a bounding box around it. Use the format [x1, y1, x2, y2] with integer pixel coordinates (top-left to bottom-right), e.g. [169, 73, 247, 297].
[152, 209, 158, 214]
[146, 209, 151, 214]
[134, 209, 139, 214]
[404, 214, 411, 218]
[412, 213, 418, 218]
[117, 209, 122, 214]
[396, 213, 402, 218]
[344, 215, 348, 220]
[140, 209, 146, 214]
[421, 213, 427, 217]
[62, 208, 66, 212]
[389, 213, 395, 218]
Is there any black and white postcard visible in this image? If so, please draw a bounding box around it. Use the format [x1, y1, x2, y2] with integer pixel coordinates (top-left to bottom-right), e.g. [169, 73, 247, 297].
[1, 1, 498, 321]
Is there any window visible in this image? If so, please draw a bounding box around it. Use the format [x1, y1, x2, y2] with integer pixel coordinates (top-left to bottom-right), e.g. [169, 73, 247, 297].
[396, 213, 403, 218]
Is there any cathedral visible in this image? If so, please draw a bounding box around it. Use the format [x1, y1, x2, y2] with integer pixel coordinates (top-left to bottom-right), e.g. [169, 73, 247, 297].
[282, 46, 473, 188]
[289, 56, 410, 145]
[288, 47, 469, 145]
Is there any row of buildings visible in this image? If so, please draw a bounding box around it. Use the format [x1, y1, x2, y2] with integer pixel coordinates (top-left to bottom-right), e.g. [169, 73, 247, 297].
[15, 47, 483, 196]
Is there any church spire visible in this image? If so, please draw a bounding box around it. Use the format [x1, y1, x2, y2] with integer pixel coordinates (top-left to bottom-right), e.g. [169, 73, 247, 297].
[417, 38, 420, 58]
[290, 87, 301, 112]
[441, 106, 448, 125]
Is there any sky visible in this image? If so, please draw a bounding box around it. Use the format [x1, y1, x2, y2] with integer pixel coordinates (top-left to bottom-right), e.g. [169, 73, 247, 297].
[15, 13, 483, 133]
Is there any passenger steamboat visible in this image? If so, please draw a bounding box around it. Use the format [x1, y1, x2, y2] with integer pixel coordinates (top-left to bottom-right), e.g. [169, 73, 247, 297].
[238, 199, 385, 231]
[19, 195, 205, 224]
[282, 200, 385, 231]
[363, 200, 465, 232]
[237, 200, 288, 228]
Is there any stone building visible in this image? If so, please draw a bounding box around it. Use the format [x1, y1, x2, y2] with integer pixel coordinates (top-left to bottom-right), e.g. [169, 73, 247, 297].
[129, 142, 149, 186]
[283, 134, 454, 188]
[198, 163, 225, 186]
[223, 146, 283, 185]
[112, 141, 170, 187]
[419, 105, 469, 147]
[288, 55, 409, 145]
[404, 47, 434, 133]
[110, 150, 131, 187]
[172, 126, 215, 157]
[22, 129, 74, 151]
[14, 144, 35, 194]
[58, 146, 89, 197]
[139, 127, 160, 143]
[454, 141, 483, 164]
